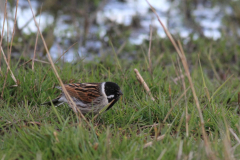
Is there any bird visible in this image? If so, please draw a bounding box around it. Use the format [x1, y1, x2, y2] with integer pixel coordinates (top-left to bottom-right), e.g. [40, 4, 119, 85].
[42, 82, 123, 114]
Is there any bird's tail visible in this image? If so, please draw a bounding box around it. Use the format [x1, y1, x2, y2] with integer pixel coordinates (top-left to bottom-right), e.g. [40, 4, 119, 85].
[41, 95, 61, 106]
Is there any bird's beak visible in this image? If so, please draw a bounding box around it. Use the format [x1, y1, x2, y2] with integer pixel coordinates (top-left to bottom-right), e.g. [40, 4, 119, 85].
[119, 90, 123, 95]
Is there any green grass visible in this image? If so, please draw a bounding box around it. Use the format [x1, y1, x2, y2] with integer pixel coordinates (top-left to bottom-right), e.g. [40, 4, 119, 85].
[1, 38, 240, 159]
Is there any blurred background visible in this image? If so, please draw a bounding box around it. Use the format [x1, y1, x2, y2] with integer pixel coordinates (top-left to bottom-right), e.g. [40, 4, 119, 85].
[0, 0, 240, 64]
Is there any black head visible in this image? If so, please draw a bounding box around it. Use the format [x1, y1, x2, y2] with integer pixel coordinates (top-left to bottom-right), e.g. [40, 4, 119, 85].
[104, 82, 123, 103]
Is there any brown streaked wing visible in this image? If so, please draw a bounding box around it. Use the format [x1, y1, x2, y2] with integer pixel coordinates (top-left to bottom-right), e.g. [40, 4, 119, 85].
[64, 83, 101, 103]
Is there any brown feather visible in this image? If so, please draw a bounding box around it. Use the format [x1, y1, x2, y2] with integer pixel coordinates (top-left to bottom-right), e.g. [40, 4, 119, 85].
[64, 83, 101, 103]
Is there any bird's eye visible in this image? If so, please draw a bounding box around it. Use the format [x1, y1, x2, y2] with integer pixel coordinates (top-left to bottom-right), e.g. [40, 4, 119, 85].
[107, 95, 114, 98]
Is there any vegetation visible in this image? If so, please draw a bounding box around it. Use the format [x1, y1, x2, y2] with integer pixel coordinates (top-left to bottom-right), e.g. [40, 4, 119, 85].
[1, 35, 240, 159]
[1, 0, 240, 159]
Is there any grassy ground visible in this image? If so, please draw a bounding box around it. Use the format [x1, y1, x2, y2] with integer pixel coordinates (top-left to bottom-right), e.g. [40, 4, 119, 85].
[0, 36, 240, 160]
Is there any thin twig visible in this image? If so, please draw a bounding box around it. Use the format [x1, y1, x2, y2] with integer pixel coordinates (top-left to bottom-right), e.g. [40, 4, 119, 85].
[32, 15, 40, 70]
[177, 140, 183, 160]
[134, 68, 155, 101]
[140, 123, 160, 129]
[210, 74, 233, 101]
[223, 136, 233, 160]
[31, 59, 50, 64]
[207, 47, 221, 81]
[116, 41, 126, 55]
[6, 1, 9, 64]
[2, 5, 10, 98]
[163, 87, 190, 123]
[188, 151, 193, 160]
[1, 68, 9, 98]
[9, 0, 19, 65]
[177, 43, 189, 137]
[157, 149, 166, 160]
[40, 42, 78, 84]
[148, 25, 153, 76]
[19, 15, 34, 31]
[229, 128, 240, 143]
[0, 0, 8, 76]
[1, 0, 11, 98]
[92, 100, 115, 122]
[172, 57, 180, 84]
[238, 93, 240, 111]
[143, 134, 165, 148]
[172, 73, 187, 84]
[0, 47, 17, 84]
[146, 1, 215, 158]
[229, 128, 240, 152]
[54, 42, 78, 64]
[20, 58, 50, 67]
[169, 84, 172, 119]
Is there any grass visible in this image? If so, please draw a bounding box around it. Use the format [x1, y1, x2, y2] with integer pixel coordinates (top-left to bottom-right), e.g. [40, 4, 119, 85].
[0, 47, 240, 159]
[1, 1, 240, 159]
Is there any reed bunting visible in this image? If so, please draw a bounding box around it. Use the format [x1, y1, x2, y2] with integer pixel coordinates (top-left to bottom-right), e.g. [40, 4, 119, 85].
[43, 82, 123, 114]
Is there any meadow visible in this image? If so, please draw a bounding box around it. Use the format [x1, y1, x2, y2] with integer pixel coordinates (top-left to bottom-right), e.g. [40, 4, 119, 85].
[1, 1, 240, 160]
[1, 37, 240, 159]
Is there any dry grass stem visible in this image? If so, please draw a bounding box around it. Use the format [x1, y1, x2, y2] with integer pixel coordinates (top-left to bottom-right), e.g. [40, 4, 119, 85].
[6, 11, 9, 64]
[32, 6, 42, 70]
[207, 48, 221, 81]
[53, 131, 59, 142]
[0, 0, 7, 74]
[0, 69, 3, 77]
[157, 149, 166, 160]
[27, 0, 90, 126]
[177, 140, 183, 160]
[140, 123, 160, 129]
[116, 41, 126, 55]
[238, 93, 240, 111]
[229, 128, 240, 143]
[146, 0, 215, 158]
[230, 128, 240, 152]
[177, 43, 189, 137]
[1, 3, 11, 97]
[163, 87, 190, 123]
[1, 69, 9, 98]
[32, 5, 43, 70]
[54, 42, 78, 64]
[0, 47, 17, 84]
[143, 134, 165, 148]
[153, 53, 164, 68]
[1, 0, 18, 97]
[210, 74, 233, 101]
[31, 59, 50, 64]
[148, 25, 153, 75]
[92, 100, 115, 122]
[172, 73, 187, 84]
[20, 59, 50, 67]
[188, 151, 193, 160]
[223, 136, 233, 160]
[40, 42, 78, 85]
[169, 84, 172, 118]
[198, 54, 211, 102]
[32, 24, 39, 70]
[8, 0, 18, 65]
[134, 68, 155, 101]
